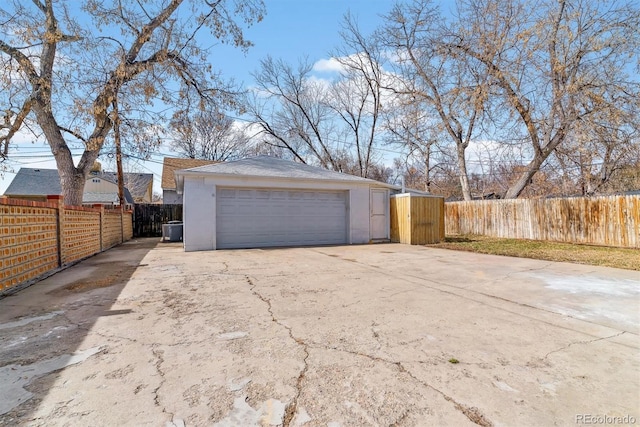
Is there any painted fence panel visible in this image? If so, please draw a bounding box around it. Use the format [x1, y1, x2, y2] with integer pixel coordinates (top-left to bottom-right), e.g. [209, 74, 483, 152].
[445, 195, 640, 248]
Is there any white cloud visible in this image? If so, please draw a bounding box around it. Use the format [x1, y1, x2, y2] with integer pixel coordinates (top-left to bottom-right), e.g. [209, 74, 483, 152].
[306, 74, 334, 89]
[312, 57, 346, 74]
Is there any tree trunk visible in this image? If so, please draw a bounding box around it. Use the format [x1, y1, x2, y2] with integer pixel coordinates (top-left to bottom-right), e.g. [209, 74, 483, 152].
[456, 144, 472, 200]
[59, 168, 88, 206]
[424, 144, 431, 192]
[33, 104, 107, 205]
[504, 154, 545, 199]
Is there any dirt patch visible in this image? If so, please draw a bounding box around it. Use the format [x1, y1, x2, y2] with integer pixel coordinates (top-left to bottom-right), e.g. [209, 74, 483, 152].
[49, 263, 138, 294]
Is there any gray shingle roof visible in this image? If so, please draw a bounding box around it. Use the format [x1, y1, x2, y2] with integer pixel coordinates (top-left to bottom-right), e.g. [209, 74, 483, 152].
[4, 168, 135, 204]
[181, 156, 397, 187]
[96, 171, 153, 200]
[4, 168, 62, 196]
[82, 192, 120, 204]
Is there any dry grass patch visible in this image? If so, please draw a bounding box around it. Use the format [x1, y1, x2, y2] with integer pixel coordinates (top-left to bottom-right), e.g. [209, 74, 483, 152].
[428, 235, 639, 271]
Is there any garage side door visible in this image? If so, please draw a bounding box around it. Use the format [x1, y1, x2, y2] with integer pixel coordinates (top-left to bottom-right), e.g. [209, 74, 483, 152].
[216, 188, 348, 249]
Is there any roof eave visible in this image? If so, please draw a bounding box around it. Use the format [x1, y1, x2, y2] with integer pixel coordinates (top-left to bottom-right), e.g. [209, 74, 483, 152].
[174, 169, 399, 193]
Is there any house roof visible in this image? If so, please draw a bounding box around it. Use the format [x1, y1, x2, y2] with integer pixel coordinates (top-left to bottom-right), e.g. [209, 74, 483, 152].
[4, 168, 62, 196]
[162, 157, 217, 190]
[4, 168, 134, 204]
[94, 171, 153, 200]
[82, 192, 121, 204]
[83, 188, 134, 205]
[175, 156, 399, 190]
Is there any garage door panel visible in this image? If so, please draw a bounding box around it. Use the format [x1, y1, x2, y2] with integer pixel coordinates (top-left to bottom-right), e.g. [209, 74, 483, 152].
[216, 188, 348, 249]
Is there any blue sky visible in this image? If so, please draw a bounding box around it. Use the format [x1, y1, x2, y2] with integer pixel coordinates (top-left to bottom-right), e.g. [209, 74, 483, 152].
[1, 0, 397, 195]
[216, 0, 393, 86]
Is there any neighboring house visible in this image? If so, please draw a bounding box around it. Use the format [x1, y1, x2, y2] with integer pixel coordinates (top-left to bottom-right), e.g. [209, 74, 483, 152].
[92, 171, 154, 203]
[161, 157, 217, 204]
[175, 156, 400, 251]
[4, 168, 134, 206]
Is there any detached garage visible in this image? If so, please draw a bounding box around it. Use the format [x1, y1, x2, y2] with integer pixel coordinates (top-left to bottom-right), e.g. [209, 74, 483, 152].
[175, 156, 399, 251]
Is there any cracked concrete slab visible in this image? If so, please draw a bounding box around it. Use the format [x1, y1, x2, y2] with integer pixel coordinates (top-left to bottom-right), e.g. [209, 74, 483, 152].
[0, 239, 638, 426]
[0, 346, 102, 416]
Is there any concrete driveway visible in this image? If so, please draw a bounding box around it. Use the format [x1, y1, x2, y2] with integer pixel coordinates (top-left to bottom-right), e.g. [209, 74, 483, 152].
[0, 239, 638, 426]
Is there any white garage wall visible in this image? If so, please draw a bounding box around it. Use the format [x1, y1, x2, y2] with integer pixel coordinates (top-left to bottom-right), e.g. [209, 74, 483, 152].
[183, 177, 216, 251]
[182, 175, 381, 251]
[349, 188, 371, 244]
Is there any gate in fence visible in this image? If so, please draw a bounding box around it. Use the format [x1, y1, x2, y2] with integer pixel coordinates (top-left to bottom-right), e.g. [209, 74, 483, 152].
[134, 204, 182, 237]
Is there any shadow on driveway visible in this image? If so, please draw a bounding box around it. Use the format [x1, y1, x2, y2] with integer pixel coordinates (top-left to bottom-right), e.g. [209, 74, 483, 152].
[0, 238, 160, 422]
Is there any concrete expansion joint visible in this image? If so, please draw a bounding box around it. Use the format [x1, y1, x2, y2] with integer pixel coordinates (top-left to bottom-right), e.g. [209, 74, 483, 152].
[544, 331, 627, 360]
[244, 275, 310, 427]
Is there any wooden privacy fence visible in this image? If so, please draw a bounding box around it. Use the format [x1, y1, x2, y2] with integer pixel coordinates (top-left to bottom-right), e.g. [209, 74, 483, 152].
[391, 194, 445, 245]
[133, 204, 182, 237]
[1, 195, 133, 295]
[446, 194, 640, 248]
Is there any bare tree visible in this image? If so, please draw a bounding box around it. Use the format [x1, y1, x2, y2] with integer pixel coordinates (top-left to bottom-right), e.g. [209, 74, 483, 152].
[170, 109, 250, 161]
[0, 0, 264, 205]
[380, 1, 490, 200]
[384, 96, 442, 192]
[246, 17, 390, 179]
[554, 111, 640, 195]
[327, 13, 387, 178]
[446, 0, 640, 198]
[247, 57, 340, 168]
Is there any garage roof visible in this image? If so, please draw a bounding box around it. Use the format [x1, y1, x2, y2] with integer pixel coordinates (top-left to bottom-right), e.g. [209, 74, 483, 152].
[175, 156, 399, 191]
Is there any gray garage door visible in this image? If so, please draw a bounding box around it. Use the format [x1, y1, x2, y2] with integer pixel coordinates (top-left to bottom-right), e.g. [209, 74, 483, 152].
[216, 188, 348, 249]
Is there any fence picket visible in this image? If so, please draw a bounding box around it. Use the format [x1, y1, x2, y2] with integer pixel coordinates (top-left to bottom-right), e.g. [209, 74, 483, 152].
[445, 195, 640, 248]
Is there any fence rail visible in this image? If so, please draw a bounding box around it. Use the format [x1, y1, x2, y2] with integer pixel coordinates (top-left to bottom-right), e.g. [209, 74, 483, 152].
[445, 195, 640, 248]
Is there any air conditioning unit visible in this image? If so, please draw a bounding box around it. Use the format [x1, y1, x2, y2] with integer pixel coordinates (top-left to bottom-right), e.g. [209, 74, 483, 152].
[162, 221, 183, 242]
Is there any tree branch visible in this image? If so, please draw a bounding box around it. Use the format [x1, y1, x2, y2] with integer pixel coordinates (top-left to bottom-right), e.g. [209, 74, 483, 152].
[58, 126, 87, 143]
[1, 100, 33, 155]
